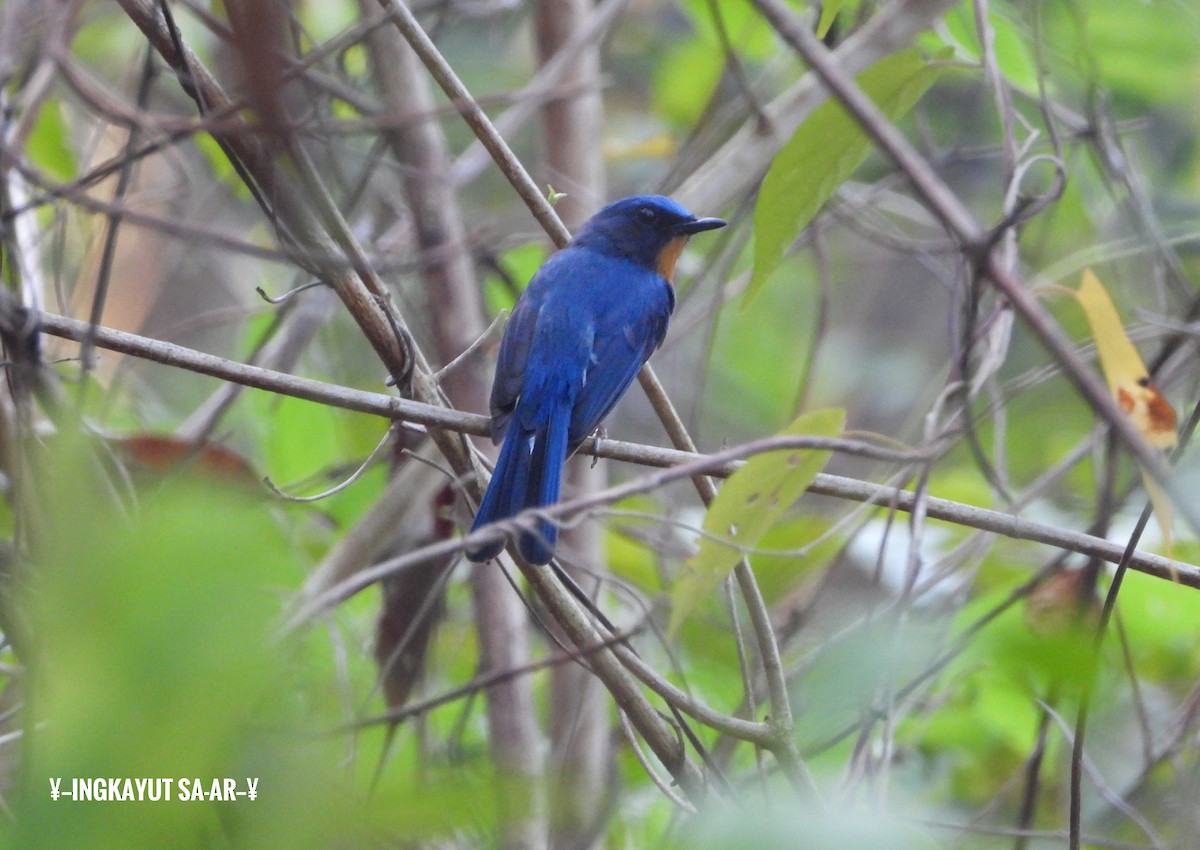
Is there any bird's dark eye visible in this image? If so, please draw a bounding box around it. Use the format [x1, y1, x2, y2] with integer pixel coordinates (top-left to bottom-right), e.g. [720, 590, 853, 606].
[637, 205, 658, 224]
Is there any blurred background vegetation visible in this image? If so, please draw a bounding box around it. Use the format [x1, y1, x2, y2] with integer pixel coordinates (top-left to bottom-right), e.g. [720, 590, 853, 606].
[0, 0, 1198, 848]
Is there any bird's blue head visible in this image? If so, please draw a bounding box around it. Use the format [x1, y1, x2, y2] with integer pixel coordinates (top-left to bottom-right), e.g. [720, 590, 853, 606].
[571, 195, 726, 283]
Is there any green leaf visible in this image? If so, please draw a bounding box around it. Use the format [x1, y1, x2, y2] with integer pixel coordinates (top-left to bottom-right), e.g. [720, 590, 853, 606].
[14, 433, 343, 850]
[668, 407, 844, 636]
[27, 99, 75, 181]
[262, 394, 346, 485]
[816, 0, 845, 39]
[652, 37, 726, 128]
[194, 132, 244, 197]
[746, 48, 945, 307]
[940, 4, 1039, 92]
[1042, 2, 1200, 106]
[1114, 570, 1200, 680]
[751, 515, 844, 604]
[484, 242, 547, 314]
[679, 0, 776, 61]
[658, 0, 775, 128]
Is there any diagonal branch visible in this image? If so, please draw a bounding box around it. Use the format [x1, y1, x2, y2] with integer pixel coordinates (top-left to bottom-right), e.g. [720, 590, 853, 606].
[375, 0, 573, 248]
[379, 0, 809, 786]
[676, 0, 960, 212]
[747, 0, 1200, 537]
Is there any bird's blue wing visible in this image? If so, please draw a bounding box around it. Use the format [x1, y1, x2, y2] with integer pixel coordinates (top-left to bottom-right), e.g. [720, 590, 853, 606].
[488, 279, 544, 443]
[567, 280, 671, 447]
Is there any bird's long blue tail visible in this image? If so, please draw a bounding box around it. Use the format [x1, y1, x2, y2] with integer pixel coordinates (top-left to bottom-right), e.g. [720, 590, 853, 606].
[467, 401, 570, 565]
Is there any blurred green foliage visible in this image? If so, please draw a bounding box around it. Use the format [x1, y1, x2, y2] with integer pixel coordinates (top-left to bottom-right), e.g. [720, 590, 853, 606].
[26, 99, 75, 183]
[5, 433, 355, 850]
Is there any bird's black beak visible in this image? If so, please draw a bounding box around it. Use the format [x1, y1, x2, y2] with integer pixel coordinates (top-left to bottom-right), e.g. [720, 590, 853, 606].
[676, 216, 726, 235]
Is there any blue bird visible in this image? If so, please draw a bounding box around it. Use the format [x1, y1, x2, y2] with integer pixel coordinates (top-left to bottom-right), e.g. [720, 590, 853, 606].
[466, 195, 725, 565]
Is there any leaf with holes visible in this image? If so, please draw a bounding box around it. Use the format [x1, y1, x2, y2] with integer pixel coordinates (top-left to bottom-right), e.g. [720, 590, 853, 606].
[669, 408, 845, 636]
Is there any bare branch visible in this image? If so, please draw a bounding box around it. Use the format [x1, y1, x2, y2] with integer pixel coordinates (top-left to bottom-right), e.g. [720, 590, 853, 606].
[36, 311, 1196, 590]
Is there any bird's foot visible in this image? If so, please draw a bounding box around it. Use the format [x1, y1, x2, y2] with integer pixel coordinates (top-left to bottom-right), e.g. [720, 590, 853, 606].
[590, 425, 608, 468]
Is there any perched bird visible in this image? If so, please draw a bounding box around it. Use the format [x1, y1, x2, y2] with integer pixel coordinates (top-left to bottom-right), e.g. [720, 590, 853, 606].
[466, 195, 725, 565]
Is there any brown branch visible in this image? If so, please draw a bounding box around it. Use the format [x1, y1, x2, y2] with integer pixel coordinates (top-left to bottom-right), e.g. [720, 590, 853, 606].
[36, 311, 1197, 590]
[363, 2, 486, 408]
[449, 0, 628, 188]
[339, 621, 645, 732]
[376, 5, 808, 775]
[635, 368, 812, 791]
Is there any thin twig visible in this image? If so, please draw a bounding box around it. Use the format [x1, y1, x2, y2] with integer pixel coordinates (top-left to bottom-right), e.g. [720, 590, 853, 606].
[256, 279, 326, 305]
[78, 44, 157, 384]
[264, 424, 395, 503]
[448, 0, 628, 186]
[1070, 395, 1200, 849]
[636, 367, 813, 793]
[432, 309, 507, 385]
[343, 623, 640, 732]
[617, 710, 697, 813]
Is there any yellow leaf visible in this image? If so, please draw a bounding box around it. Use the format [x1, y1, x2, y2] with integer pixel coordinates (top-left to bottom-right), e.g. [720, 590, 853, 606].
[668, 408, 844, 636]
[1073, 269, 1178, 551]
[1114, 382, 1179, 452]
[602, 134, 677, 163]
[1144, 475, 1175, 558]
[1075, 268, 1147, 395]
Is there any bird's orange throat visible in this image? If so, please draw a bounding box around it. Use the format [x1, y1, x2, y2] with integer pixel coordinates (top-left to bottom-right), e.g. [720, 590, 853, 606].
[656, 235, 689, 284]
